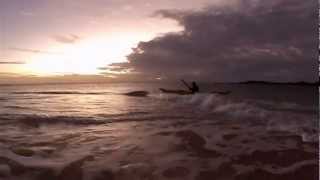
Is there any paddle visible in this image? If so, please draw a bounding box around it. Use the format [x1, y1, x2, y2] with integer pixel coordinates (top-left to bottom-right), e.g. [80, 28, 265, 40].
[180, 79, 192, 91]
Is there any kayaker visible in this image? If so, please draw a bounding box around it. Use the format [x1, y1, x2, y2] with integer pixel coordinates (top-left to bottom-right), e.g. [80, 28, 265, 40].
[181, 80, 199, 94]
[190, 81, 199, 93]
[159, 80, 200, 95]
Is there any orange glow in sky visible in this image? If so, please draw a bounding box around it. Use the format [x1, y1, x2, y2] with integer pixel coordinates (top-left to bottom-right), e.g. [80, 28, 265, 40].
[0, 0, 206, 77]
[23, 34, 148, 75]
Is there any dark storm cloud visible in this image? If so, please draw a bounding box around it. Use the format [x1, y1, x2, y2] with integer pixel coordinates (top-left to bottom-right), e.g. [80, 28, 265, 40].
[52, 34, 81, 44]
[111, 0, 317, 82]
[9, 47, 63, 55]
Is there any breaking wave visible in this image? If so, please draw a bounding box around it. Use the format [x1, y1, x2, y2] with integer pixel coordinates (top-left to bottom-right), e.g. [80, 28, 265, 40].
[158, 93, 316, 116]
[157, 93, 318, 142]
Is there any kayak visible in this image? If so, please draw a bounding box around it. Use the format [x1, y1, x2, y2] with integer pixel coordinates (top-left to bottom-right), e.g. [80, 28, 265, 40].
[159, 88, 194, 95]
[211, 91, 231, 95]
[124, 91, 149, 97]
[160, 88, 231, 95]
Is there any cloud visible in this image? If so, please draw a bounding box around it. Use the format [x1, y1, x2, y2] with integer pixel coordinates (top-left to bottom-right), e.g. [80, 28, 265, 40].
[0, 74, 120, 85]
[52, 34, 81, 44]
[98, 63, 133, 73]
[20, 10, 35, 17]
[0, 61, 25, 64]
[9, 47, 63, 55]
[107, 0, 317, 82]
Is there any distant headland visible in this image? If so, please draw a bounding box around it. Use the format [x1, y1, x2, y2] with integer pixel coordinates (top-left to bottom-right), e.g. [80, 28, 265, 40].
[237, 81, 319, 86]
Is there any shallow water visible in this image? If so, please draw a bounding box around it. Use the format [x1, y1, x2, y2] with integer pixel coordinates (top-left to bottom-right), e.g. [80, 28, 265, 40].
[0, 83, 318, 180]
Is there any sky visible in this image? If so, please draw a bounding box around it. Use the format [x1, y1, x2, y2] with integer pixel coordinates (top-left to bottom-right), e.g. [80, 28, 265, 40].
[0, 0, 318, 83]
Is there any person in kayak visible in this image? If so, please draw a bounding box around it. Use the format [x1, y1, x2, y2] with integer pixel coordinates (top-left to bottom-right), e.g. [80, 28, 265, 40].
[190, 81, 199, 93]
[181, 80, 199, 94]
[159, 80, 199, 95]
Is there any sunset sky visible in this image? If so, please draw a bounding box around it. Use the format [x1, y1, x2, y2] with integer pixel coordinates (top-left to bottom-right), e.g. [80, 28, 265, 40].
[0, 0, 317, 83]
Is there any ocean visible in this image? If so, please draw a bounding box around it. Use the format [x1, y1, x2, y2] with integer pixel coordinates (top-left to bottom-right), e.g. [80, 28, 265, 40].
[0, 83, 318, 180]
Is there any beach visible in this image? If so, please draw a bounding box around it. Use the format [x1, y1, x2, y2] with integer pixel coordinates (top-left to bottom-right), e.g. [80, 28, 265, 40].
[0, 83, 318, 180]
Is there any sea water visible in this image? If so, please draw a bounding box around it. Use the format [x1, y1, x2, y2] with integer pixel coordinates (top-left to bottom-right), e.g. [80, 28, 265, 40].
[0, 83, 317, 180]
